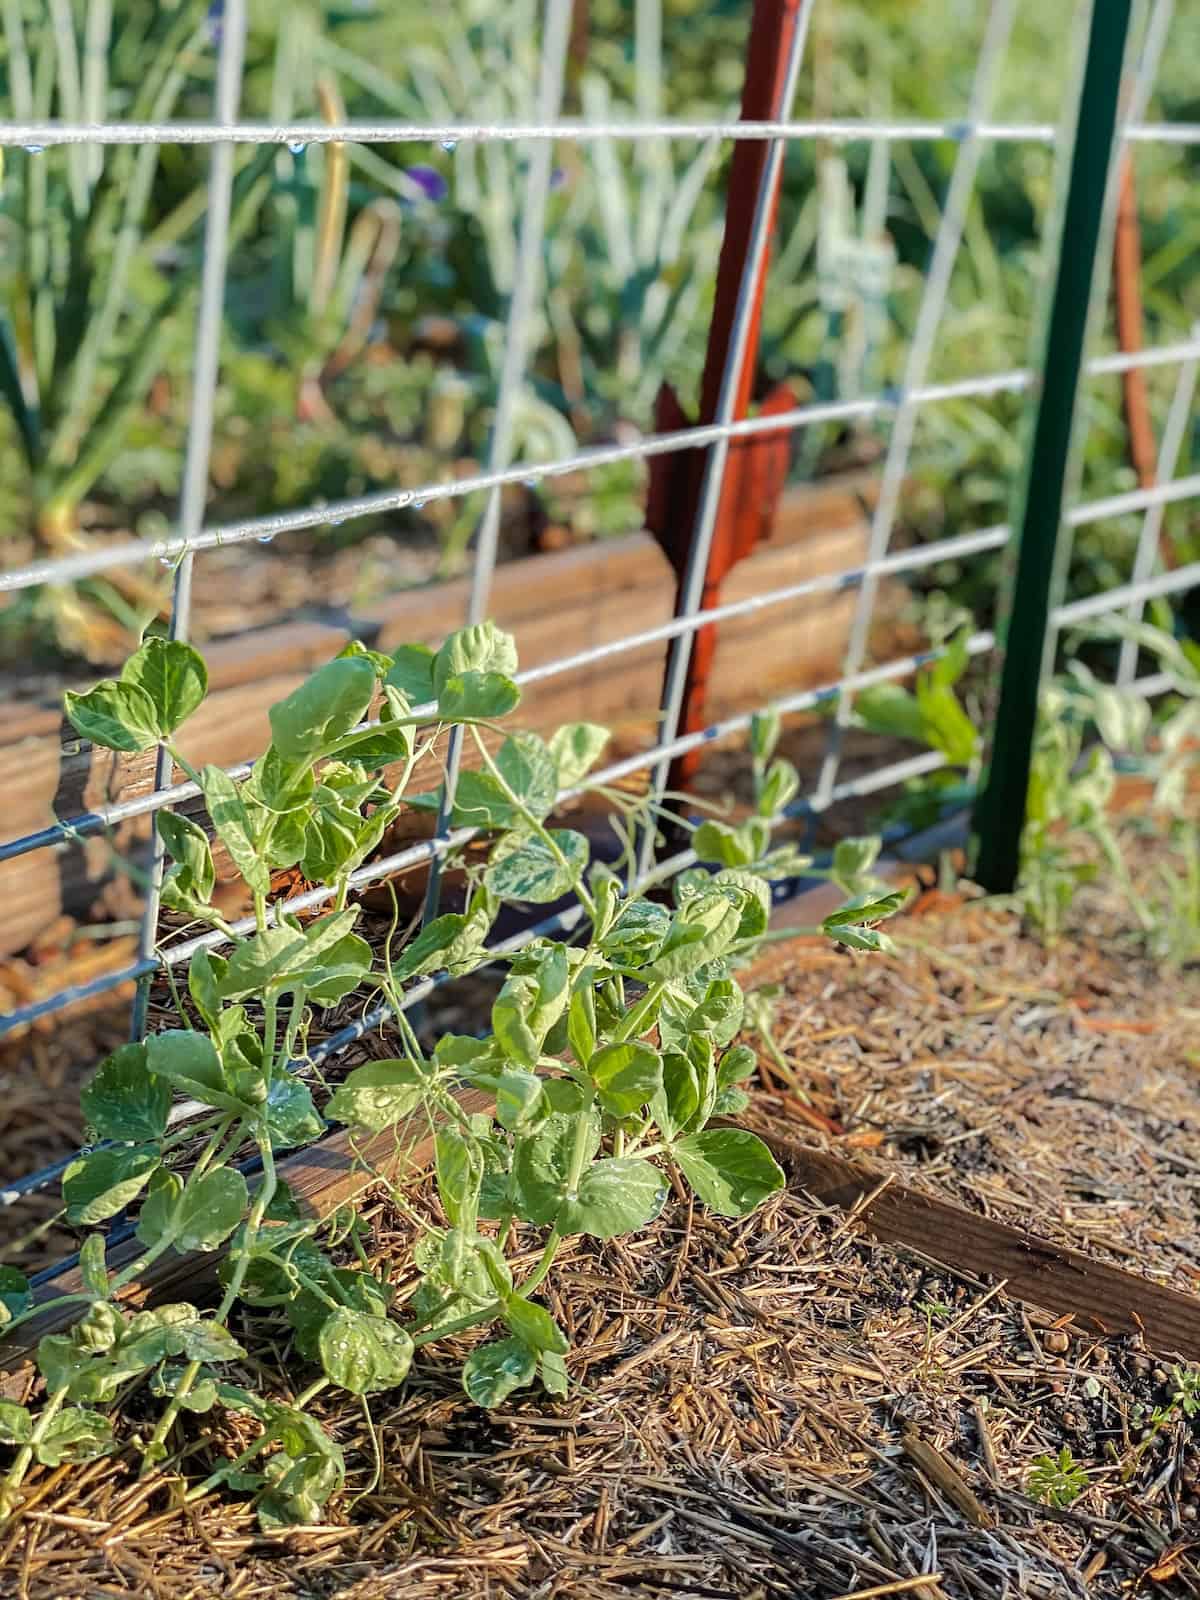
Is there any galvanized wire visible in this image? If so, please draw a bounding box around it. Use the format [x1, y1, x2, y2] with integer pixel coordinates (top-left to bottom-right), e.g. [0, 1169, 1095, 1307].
[813, 0, 1018, 810]
[423, 0, 573, 925]
[1117, 337, 1200, 685]
[635, 0, 814, 881]
[129, 0, 247, 1041]
[2, 117, 1197, 147]
[5, 339, 1197, 599]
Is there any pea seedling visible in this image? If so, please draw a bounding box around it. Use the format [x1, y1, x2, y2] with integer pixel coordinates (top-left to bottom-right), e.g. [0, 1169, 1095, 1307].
[0, 623, 900, 1528]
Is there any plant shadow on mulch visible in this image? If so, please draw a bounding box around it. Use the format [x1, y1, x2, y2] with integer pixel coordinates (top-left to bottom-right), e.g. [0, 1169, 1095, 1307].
[4, 820, 1200, 1597]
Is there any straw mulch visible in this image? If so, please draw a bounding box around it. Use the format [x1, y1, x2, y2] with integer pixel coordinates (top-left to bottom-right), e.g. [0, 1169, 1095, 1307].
[3, 827, 1200, 1597]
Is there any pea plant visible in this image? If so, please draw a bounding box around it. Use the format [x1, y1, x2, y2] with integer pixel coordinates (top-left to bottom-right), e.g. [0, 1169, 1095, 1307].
[0, 623, 901, 1528]
[1016, 620, 1199, 959]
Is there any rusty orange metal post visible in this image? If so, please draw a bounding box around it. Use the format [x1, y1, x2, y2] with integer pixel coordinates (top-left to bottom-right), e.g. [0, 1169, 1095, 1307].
[645, 0, 807, 791]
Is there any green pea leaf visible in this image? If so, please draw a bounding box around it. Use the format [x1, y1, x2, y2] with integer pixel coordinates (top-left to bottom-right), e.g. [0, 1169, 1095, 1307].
[318, 1309, 414, 1395]
[0, 1267, 33, 1326]
[325, 718, 413, 766]
[687, 977, 744, 1048]
[78, 1234, 108, 1297]
[454, 733, 557, 829]
[832, 836, 883, 888]
[269, 656, 376, 760]
[64, 679, 160, 753]
[327, 1060, 428, 1133]
[433, 622, 518, 694]
[80, 1042, 171, 1143]
[494, 1071, 548, 1132]
[145, 1029, 241, 1112]
[304, 930, 373, 1006]
[64, 1145, 161, 1225]
[567, 974, 597, 1067]
[692, 819, 760, 869]
[851, 683, 925, 743]
[218, 908, 363, 1002]
[187, 950, 225, 1032]
[504, 1296, 568, 1355]
[750, 706, 781, 764]
[0, 1402, 32, 1444]
[287, 1269, 391, 1361]
[385, 643, 436, 705]
[511, 1111, 600, 1226]
[120, 637, 208, 737]
[485, 828, 589, 903]
[437, 671, 521, 723]
[462, 1337, 536, 1408]
[672, 1129, 784, 1217]
[392, 910, 489, 981]
[651, 1050, 701, 1141]
[435, 1129, 483, 1229]
[539, 1350, 569, 1397]
[824, 922, 897, 952]
[135, 1168, 183, 1250]
[35, 1406, 115, 1467]
[556, 1157, 668, 1239]
[717, 1044, 757, 1088]
[264, 1077, 324, 1149]
[588, 1040, 662, 1117]
[174, 1168, 248, 1252]
[599, 899, 671, 966]
[645, 893, 742, 980]
[549, 722, 610, 788]
[248, 745, 316, 814]
[756, 757, 800, 819]
[711, 869, 772, 940]
[200, 763, 270, 898]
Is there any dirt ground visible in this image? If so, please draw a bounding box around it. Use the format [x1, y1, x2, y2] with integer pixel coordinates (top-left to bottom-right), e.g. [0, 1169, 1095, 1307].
[2, 825, 1200, 1598]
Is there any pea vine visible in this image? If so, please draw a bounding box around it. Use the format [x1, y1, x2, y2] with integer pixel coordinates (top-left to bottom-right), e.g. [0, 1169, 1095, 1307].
[0, 623, 901, 1527]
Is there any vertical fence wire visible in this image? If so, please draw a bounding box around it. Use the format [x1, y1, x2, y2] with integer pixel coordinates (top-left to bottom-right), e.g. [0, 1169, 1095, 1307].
[129, 0, 248, 1038]
[634, 1, 814, 883]
[1116, 331, 1200, 685]
[421, 0, 574, 925]
[811, 0, 1018, 810]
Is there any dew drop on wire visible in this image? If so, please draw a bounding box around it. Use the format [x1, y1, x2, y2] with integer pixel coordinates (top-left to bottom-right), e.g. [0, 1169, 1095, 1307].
[522, 478, 537, 490]
[412, 498, 427, 511]
[24, 144, 44, 154]
[440, 139, 457, 153]
[257, 533, 274, 544]
[287, 140, 307, 156]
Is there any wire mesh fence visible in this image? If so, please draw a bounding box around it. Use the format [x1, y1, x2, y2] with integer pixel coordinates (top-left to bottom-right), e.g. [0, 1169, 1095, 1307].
[0, 0, 1196, 1254]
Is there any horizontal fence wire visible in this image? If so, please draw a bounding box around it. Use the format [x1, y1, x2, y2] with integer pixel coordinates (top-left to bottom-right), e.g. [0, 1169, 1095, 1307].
[2, 118, 1198, 147]
[0, 522, 1012, 868]
[0, 630, 1002, 1039]
[4, 340, 1199, 598]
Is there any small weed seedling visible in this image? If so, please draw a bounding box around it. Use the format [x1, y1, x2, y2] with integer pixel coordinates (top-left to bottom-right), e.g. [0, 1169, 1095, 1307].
[1028, 1447, 1090, 1508]
[0, 623, 900, 1528]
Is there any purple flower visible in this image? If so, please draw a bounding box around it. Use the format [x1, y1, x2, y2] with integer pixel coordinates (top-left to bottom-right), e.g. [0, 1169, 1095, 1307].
[206, 0, 223, 44]
[550, 166, 568, 191]
[402, 164, 449, 205]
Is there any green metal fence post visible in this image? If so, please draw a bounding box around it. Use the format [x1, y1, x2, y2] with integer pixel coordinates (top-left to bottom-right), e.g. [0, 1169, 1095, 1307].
[972, 0, 1134, 892]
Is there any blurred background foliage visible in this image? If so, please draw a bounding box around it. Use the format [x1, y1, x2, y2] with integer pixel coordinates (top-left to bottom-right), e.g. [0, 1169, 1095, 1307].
[0, 0, 1197, 666]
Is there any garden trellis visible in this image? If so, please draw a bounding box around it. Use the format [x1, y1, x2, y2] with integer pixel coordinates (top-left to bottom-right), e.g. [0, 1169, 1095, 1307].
[0, 0, 1198, 1254]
